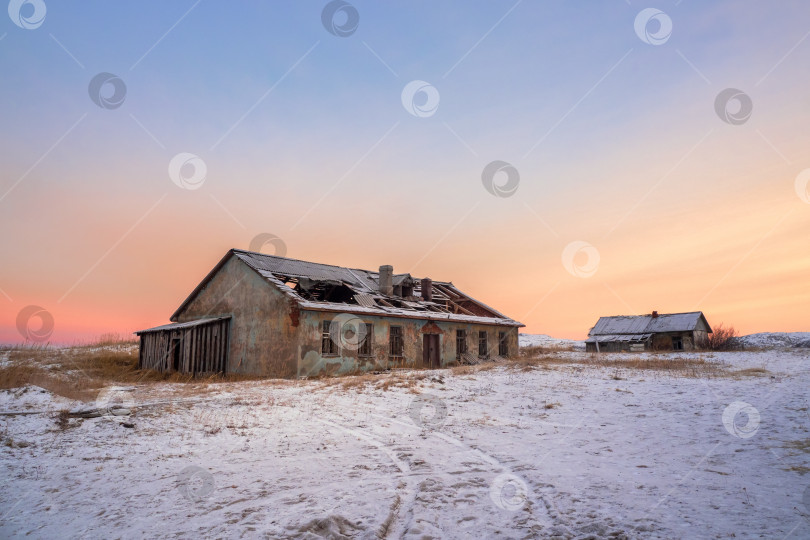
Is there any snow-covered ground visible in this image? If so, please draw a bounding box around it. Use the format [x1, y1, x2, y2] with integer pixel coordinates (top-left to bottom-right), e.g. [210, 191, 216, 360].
[1, 348, 809, 539]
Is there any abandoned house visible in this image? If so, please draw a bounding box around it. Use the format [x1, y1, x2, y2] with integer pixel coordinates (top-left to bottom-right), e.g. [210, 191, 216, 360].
[135, 249, 524, 378]
[585, 311, 712, 352]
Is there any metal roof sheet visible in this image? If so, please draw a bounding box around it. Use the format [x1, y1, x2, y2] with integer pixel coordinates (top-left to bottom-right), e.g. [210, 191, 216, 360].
[352, 293, 377, 308]
[585, 333, 651, 343]
[234, 250, 381, 291]
[645, 312, 705, 332]
[136, 316, 230, 334]
[234, 251, 445, 295]
[591, 316, 650, 335]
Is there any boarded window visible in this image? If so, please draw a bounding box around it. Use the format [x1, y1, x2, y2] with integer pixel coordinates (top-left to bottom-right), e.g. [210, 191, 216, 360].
[498, 331, 508, 357]
[389, 326, 403, 358]
[478, 331, 488, 357]
[322, 320, 338, 355]
[358, 323, 373, 357]
[456, 329, 467, 359]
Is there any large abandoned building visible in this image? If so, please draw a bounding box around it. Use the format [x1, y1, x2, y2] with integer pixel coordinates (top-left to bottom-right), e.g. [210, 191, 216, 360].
[585, 311, 712, 352]
[136, 249, 523, 378]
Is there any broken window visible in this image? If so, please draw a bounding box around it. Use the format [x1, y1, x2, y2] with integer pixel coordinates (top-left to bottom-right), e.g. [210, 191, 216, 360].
[498, 331, 508, 357]
[321, 320, 338, 356]
[672, 336, 683, 350]
[389, 326, 403, 358]
[478, 331, 488, 358]
[358, 323, 373, 357]
[456, 329, 467, 359]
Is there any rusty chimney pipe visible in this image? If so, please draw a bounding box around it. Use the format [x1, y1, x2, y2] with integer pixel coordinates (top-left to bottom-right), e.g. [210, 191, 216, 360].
[379, 265, 393, 296]
[421, 278, 432, 302]
[652, 311, 659, 318]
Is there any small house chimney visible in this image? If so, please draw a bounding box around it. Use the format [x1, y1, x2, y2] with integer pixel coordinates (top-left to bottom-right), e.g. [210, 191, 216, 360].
[379, 265, 393, 296]
[421, 278, 432, 302]
[652, 311, 659, 318]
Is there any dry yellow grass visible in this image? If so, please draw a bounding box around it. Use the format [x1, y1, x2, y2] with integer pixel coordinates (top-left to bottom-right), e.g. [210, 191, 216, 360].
[321, 369, 430, 393]
[0, 338, 275, 401]
[1, 334, 761, 404]
[731, 367, 770, 377]
[513, 349, 739, 378]
[519, 344, 579, 356]
[783, 438, 810, 453]
[0, 363, 96, 401]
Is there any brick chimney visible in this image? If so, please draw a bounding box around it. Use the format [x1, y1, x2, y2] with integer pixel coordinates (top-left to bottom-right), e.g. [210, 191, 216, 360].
[379, 265, 393, 296]
[421, 278, 432, 302]
[651, 311, 659, 318]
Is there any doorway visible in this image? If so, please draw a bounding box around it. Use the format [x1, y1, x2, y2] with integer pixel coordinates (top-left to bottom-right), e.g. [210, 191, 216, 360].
[423, 334, 440, 368]
[171, 338, 182, 371]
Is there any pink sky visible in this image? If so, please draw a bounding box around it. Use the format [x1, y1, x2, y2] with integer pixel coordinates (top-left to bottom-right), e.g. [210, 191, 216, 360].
[2, 1, 809, 344]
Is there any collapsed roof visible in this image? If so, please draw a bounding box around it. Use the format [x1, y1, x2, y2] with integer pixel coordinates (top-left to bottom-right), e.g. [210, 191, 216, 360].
[586, 311, 711, 343]
[171, 249, 523, 327]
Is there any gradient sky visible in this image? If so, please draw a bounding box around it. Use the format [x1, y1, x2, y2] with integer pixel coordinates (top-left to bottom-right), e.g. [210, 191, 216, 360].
[2, 0, 809, 344]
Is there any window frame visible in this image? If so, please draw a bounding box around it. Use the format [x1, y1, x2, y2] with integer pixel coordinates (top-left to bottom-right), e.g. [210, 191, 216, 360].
[358, 323, 373, 357]
[389, 325, 403, 359]
[498, 331, 508, 357]
[321, 320, 338, 356]
[456, 329, 467, 359]
[478, 330, 488, 358]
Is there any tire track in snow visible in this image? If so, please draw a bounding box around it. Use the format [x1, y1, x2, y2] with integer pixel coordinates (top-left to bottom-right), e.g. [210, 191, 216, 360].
[315, 404, 552, 536]
[368, 411, 553, 531]
[315, 418, 420, 538]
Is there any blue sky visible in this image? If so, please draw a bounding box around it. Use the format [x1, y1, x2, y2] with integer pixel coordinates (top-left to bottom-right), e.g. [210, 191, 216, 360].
[2, 1, 810, 341]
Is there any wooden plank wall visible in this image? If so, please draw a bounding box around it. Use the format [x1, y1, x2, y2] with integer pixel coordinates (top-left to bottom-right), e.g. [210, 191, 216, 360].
[138, 319, 230, 375]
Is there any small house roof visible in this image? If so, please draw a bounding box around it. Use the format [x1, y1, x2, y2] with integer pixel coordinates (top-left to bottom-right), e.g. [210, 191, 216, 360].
[589, 311, 711, 337]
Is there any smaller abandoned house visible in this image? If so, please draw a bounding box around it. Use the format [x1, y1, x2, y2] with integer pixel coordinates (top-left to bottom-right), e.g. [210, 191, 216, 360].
[585, 311, 712, 352]
[135, 249, 523, 378]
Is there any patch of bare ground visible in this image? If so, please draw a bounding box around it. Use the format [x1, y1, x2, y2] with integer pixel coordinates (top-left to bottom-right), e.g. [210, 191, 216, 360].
[449, 361, 500, 376]
[783, 438, 810, 454]
[780, 439, 810, 475]
[0, 362, 97, 401]
[729, 367, 770, 378]
[315, 369, 436, 393]
[512, 347, 758, 378]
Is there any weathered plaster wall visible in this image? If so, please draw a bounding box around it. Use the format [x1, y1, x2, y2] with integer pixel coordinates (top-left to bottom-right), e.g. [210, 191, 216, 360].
[693, 330, 709, 348]
[176, 257, 299, 377]
[297, 310, 520, 377]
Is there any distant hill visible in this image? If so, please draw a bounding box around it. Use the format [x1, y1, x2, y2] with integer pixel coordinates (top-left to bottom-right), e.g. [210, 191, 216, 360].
[734, 332, 810, 349]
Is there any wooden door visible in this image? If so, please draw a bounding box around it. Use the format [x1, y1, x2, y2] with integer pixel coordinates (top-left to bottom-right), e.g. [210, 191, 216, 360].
[423, 334, 440, 368]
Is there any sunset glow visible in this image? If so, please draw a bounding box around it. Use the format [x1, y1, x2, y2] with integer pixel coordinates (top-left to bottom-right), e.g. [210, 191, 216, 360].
[2, 1, 809, 344]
